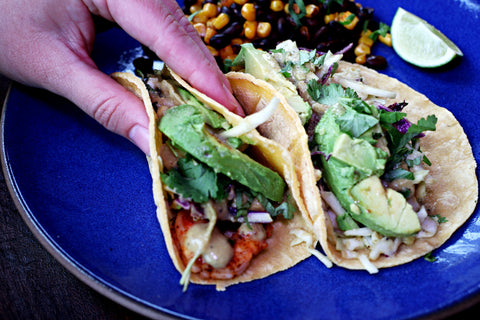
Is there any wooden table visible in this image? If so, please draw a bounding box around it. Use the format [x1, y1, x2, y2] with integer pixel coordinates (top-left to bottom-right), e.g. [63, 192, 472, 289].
[0, 74, 479, 319]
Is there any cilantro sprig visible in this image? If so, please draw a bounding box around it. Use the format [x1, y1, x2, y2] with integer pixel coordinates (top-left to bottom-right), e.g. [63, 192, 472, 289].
[307, 81, 438, 181]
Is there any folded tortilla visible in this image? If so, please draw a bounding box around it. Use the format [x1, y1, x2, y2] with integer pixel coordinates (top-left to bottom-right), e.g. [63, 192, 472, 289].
[226, 61, 478, 270]
[111, 70, 314, 290]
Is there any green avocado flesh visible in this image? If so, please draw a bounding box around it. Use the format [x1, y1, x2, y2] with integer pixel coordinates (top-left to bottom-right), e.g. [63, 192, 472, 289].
[159, 104, 286, 202]
[315, 106, 421, 237]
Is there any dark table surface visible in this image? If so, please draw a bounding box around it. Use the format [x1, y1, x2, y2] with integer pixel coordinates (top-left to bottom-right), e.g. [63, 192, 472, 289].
[0, 74, 479, 320]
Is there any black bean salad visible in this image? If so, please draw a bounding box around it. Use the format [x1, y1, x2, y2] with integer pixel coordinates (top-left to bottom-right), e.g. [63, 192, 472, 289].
[183, 0, 392, 70]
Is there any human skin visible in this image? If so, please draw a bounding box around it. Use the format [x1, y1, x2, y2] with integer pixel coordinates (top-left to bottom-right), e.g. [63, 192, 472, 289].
[0, 0, 243, 154]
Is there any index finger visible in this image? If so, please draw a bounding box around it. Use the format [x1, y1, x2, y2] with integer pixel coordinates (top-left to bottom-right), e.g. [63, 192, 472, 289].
[87, 0, 244, 115]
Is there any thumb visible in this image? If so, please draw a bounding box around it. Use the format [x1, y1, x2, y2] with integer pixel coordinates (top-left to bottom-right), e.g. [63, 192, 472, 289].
[60, 62, 150, 154]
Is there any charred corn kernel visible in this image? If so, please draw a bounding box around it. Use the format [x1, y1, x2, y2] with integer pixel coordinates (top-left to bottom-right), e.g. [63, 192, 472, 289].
[338, 11, 359, 30]
[213, 13, 230, 30]
[284, 3, 300, 15]
[233, 0, 249, 5]
[204, 27, 216, 44]
[359, 35, 374, 47]
[355, 54, 367, 64]
[193, 22, 206, 37]
[207, 45, 219, 57]
[220, 0, 234, 7]
[354, 43, 371, 56]
[189, 4, 202, 14]
[270, 0, 284, 12]
[299, 25, 310, 40]
[243, 20, 258, 39]
[257, 22, 272, 38]
[305, 4, 320, 18]
[220, 45, 235, 61]
[192, 10, 209, 24]
[379, 33, 392, 47]
[231, 38, 244, 46]
[202, 3, 218, 18]
[241, 3, 256, 21]
[324, 13, 338, 24]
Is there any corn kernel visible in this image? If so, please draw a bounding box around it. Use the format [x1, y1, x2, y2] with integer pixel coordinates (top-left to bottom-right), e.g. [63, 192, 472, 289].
[243, 20, 258, 39]
[241, 3, 256, 21]
[189, 4, 202, 14]
[299, 25, 309, 40]
[355, 54, 367, 64]
[270, 0, 284, 12]
[192, 10, 209, 24]
[359, 35, 374, 47]
[193, 22, 206, 37]
[324, 13, 338, 24]
[361, 29, 372, 38]
[207, 45, 219, 57]
[354, 43, 371, 56]
[220, 0, 234, 7]
[338, 11, 359, 30]
[204, 27, 216, 44]
[305, 4, 319, 18]
[213, 13, 230, 30]
[223, 54, 238, 63]
[257, 22, 272, 38]
[220, 45, 235, 61]
[231, 38, 244, 46]
[379, 33, 392, 47]
[202, 3, 218, 18]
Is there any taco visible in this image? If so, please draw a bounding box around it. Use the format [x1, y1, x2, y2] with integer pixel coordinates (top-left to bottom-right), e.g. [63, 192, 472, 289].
[226, 40, 478, 272]
[111, 67, 322, 291]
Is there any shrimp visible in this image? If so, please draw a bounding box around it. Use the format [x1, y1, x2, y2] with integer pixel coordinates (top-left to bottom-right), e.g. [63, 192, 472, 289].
[173, 210, 269, 280]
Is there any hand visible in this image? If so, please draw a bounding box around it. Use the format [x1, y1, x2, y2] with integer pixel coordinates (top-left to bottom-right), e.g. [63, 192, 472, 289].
[0, 0, 243, 154]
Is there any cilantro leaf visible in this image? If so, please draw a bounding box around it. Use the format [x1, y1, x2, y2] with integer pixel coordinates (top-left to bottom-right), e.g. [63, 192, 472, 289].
[382, 168, 414, 182]
[335, 108, 379, 138]
[288, 0, 306, 27]
[307, 82, 355, 105]
[369, 22, 390, 41]
[161, 156, 222, 203]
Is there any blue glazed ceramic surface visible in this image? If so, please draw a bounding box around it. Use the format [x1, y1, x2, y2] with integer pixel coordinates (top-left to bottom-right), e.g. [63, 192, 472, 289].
[2, 1, 480, 319]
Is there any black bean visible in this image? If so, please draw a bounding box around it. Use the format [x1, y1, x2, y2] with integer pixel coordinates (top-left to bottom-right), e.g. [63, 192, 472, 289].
[277, 16, 294, 37]
[209, 33, 231, 49]
[358, 7, 375, 20]
[312, 26, 330, 44]
[222, 21, 243, 37]
[366, 55, 387, 69]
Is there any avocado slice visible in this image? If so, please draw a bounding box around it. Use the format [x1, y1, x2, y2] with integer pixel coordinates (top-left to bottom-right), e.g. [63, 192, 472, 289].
[159, 104, 286, 202]
[315, 105, 420, 236]
[233, 43, 312, 124]
[350, 176, 421, 237]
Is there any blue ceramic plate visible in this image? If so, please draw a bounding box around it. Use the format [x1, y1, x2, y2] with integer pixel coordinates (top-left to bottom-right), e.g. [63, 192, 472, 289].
[2, 1, 480, 319]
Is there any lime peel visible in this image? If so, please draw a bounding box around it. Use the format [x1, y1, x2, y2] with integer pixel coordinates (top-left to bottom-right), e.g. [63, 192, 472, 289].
[391, 7, 463, 68]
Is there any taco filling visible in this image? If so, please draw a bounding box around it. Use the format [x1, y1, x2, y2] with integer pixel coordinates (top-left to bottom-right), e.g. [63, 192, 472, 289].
[227, 40, 477, 272]
[112, 68, 315, 291]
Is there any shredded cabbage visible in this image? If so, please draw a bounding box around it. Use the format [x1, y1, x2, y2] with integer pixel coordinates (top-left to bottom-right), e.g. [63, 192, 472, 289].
[220, 97, 279, 138]
[290, 229, 333, 268]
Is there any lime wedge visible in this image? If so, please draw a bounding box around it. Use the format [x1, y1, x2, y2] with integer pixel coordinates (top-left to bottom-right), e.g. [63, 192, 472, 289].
[391, 7, 463, 68]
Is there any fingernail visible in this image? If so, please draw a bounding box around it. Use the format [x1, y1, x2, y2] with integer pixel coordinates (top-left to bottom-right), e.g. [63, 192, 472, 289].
[129, 124, 150, 155]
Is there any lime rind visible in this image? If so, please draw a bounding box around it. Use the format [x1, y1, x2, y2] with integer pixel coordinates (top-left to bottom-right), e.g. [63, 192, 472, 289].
[391, 7, 463, 68]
